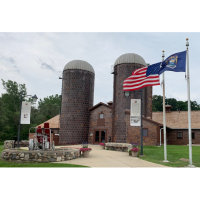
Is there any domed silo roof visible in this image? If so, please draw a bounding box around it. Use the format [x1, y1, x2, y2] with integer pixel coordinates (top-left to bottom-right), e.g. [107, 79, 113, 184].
[64, 60, 95, 74]
[114, 53, 146, 66]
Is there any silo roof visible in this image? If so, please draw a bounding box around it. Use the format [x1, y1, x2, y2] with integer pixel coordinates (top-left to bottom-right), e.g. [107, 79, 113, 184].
[64, 60, 95, 74]
[114, 53, 146, 66]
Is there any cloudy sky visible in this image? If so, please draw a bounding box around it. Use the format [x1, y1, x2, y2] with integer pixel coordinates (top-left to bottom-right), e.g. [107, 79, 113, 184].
[0, 32, 199, 106]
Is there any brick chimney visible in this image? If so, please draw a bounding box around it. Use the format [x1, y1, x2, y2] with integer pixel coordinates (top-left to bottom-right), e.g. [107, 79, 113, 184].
[165, 105, 172, 113]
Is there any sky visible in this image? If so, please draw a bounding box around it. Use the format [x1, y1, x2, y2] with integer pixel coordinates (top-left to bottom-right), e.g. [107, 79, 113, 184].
[0, 32, 199, 106]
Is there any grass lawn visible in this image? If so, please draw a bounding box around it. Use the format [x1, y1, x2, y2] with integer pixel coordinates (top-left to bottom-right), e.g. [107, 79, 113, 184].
[138, 145, 200, 167]
[0, 145, 89, 168]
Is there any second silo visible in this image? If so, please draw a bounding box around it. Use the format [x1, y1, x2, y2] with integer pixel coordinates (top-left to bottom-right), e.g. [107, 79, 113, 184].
[59, 60, 95, 145]
[112, 53, 152, 143]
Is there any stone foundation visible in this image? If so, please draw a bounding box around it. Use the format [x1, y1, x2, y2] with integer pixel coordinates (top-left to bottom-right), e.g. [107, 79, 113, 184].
[1, 148, 80, 163]
[105, 143, 132, 152]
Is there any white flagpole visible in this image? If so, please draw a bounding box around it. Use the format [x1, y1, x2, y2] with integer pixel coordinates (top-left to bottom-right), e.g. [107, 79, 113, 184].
[162, 50, 169, 162]
[186, 38, 194, 167]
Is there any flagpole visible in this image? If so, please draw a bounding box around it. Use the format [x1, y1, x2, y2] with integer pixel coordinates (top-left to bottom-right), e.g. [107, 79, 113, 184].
[140, 88, 143, 155]
[186, 38, 194, 167]
[162, 50, 169, 162]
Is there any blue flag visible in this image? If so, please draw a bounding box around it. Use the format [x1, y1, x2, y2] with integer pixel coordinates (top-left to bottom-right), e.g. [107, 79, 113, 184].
[146, 62, 161, 77]
[158, 50, 186, 75]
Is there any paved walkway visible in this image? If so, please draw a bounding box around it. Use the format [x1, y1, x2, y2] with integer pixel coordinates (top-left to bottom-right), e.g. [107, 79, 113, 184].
[55, 144, 169, 168]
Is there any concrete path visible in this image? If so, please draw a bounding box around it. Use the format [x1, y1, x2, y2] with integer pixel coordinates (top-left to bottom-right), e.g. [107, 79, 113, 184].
[55, 144, 169, 168]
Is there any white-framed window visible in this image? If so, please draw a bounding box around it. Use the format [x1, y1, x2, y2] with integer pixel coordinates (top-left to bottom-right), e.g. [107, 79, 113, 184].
[100, 114, 104, 119]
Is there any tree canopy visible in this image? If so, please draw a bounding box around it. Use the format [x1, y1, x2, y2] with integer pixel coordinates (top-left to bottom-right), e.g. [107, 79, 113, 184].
[152, 95, 200, 112]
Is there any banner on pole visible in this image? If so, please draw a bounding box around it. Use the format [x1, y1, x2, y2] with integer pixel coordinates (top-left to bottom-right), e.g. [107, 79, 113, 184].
[20, 101, 31, 124]
[130, 99, 141, 126]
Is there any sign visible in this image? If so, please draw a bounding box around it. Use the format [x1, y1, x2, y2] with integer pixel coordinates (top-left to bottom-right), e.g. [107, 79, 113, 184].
[130, 99, 141, 126]
[20, 101, 31, 124]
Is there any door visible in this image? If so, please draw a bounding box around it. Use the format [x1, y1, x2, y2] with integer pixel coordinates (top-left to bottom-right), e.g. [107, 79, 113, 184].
[101, 131, 105, 142]
[94, 129, 107, 144]
[53, 134, 59, 146]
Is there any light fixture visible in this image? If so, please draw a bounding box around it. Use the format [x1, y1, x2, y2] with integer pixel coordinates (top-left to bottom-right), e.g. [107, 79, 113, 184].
[32, 94, 38, 103]
[124, 91, 130, 97]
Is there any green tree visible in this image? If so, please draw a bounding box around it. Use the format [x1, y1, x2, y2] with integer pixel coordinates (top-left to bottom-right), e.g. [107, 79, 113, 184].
[1, 79, 27, 112]
[38, 94, 61, 120]
[177, 100, 187, 111]
[0, 79, 27, 141]
[0, 99, 9, 141]
[166, 98, 178, 111]
[152, 95, 163, 112]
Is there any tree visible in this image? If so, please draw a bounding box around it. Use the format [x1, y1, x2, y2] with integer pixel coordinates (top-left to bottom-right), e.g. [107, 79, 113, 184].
[38, 94, 61, 120]
[166, 98, 178, 111]
[1, 79, 26, 113]
[177, 101, 188, 111]
[0, 79, 27, 141]
[152, 95, 200, 112]
[152, 95, 163, 112]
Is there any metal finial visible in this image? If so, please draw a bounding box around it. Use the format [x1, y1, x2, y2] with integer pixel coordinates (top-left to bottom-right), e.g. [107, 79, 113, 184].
[186, 38, 189, 47]
[162, 50, 165, 57]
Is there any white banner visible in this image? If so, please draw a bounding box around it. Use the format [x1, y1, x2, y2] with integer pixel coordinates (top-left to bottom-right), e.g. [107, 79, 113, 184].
[20, 101, 31, 124]
[130, 99, 141, 126]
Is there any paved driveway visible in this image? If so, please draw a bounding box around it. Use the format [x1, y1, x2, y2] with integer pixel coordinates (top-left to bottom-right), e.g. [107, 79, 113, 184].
[55, 144, 169, 168]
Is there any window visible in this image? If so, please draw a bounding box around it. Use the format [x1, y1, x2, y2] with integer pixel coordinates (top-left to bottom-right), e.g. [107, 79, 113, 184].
[100, 114, 104, 119]
[192, 132, 195, 139]
[143, 129, 148, 137]
[177, 132, 183, 139]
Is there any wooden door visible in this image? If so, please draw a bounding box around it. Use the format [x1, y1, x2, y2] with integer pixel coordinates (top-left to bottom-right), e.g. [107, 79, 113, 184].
[53, 134, 59, 146]
[94, 129, 107, 144]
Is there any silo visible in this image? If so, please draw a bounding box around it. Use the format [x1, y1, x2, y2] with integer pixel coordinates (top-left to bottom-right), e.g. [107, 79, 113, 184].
[59, 60, 95, 145]
[112, 53, 152, 143]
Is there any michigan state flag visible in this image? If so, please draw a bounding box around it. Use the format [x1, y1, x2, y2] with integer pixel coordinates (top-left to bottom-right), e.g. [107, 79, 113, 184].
[158, 50, 186, 75]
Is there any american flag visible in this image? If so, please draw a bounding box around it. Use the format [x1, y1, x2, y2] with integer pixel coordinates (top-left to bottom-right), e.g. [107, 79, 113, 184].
[123, 66, 160, 91]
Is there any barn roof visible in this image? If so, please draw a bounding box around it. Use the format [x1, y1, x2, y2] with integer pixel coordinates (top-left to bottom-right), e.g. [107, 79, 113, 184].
[152, 110, 200, 129]
[36, 114, 60, 129]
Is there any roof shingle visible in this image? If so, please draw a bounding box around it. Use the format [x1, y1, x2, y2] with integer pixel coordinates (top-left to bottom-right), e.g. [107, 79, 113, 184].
[152, 111, 200, 129]
[36, 114, 60, 128]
